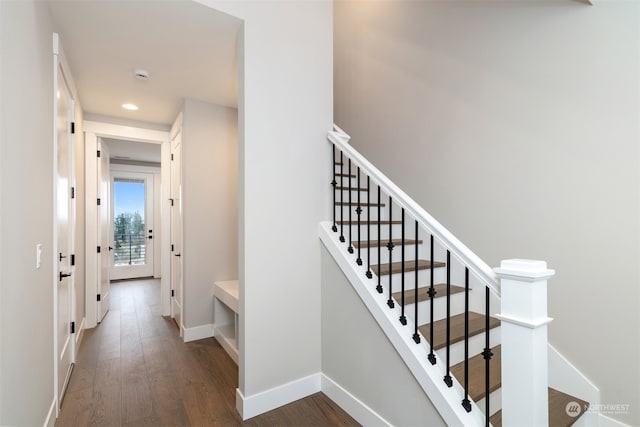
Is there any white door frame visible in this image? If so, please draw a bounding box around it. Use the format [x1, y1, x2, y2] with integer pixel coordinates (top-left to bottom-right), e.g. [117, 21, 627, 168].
[84, 121, 170, 328]
[53, 33, 77, 416]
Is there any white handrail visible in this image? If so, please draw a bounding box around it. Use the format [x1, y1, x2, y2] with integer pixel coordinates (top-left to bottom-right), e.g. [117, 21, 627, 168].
[328, 125, 500, 295]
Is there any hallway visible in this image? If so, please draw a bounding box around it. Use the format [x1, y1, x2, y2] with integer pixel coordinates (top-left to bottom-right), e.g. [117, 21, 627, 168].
[56, 279, 358, 426]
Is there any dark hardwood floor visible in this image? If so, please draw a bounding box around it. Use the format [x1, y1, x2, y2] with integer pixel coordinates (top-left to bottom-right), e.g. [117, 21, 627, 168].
[56, 279, 359, 427]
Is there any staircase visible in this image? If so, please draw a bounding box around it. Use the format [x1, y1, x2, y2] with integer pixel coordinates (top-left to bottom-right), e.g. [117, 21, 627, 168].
[321, 126, 591, 426]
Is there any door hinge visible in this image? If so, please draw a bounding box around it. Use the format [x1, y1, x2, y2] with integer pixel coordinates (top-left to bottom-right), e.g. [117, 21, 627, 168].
[97, 198, 101, 206]
[70, 321, 75, 334]
[171, 244, 174, 252]
[97, 246, 101, 253]
[171, 289, 175, 297]
[97, 294, 101, 302]
[71, 186, 75, 199]
[97, 150, 101, 158]
[70, 122, 75, 134]
[171, 153, 174, 161]
[70, 254, 75, 266]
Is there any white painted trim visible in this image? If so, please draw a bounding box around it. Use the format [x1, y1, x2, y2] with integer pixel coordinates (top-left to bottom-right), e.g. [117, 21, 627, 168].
[183, 323, 214, 342]
[328, 127, 499, 296]
[321, 374, 391, 427]
[548, 343, 600, 410]
[319, 221, 485, 426]
[43, 398, 56, 427]
[236, 374, 322, 420]
[84, 123, 171, 326]
[84, 121, 169, 144]
[495, 314, 553, 329]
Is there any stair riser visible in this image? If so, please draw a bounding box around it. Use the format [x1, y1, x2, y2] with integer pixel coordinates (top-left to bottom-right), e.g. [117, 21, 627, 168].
[342, 224, 402, 239]
[335, 206, 385, 221]
[475, 388, 502, 418]
[435, 327, 502, 367]
[358, 246, 434, 265]
[378, 269, 447, 292]
[403, 292, 466, 324]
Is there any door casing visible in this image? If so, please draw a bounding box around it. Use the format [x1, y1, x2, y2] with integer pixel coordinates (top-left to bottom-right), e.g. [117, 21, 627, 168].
[84, 122, 170, 328]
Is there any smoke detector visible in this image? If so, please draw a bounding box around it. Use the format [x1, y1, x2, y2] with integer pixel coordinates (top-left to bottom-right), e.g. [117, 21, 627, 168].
[134, 69, 150, 81]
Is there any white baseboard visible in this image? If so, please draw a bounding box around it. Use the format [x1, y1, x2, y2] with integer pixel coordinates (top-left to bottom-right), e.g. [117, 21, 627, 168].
[548, 343, 600, 407]
[183, 323, 214, 342]
[321, 374, 391, 427]
[43, 398, 56, 427]
[236, 373, 321, 420]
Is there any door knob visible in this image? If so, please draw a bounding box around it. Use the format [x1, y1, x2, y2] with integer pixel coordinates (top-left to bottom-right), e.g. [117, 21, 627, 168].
[59, 252, 67, 261]
[108, 246, 113, 251]
[59, 271, 72, 282]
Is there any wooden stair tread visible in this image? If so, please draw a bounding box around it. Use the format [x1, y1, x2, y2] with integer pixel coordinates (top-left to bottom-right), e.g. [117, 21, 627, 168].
[335, 201, 385, 207]
[334, 173, 356, 178]
[335, 186, 367, 191]
[392, 283, 464, 305]
[337, 220, 402, 225]
[372, 259, 445, 276]
[451, 346, 501, 401]
[352, 239, 423, 249]
[419, 312, 500, 351]
[490, 388, 589, 427]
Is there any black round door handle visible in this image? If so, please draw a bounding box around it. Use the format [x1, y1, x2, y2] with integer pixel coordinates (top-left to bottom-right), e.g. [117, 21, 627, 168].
[148, 236, 153, 240]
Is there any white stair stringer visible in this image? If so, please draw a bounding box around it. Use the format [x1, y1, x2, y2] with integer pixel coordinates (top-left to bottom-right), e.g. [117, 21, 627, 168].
[320, 221, 490, 427]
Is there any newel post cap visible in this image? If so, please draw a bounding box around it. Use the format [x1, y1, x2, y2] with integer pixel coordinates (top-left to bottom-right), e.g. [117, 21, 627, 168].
[494, 259, 555, 281]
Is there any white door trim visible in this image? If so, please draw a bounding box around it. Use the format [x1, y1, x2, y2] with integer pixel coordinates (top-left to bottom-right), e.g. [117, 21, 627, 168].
[84, 121, 170, 328]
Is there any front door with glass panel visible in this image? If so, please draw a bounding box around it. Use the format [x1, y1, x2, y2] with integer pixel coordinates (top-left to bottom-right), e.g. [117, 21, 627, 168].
[110, 171, 154, 280]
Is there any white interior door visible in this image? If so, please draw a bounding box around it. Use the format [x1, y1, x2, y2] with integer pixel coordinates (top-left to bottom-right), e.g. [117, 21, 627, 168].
[55, 59, 74, 406]
[97, 141, 111, 321]
[170, 131, 183, 331]
[110, 171, 155, 280]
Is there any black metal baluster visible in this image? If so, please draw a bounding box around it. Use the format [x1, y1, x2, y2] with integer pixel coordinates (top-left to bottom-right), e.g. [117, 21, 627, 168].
[331, 145, 337, 232]
[462, 267, 472, 412]
[366, 176, 372, 279]
[482, 287, 493, 426]
[348, 159, 354, 253]
[412, 221, 421, 344]
[444, 250, 453, 387]
[339, 151, 345, 243]
[356, 167, 362, 265]
[427, 234, 436, 364]
[386, 196, 395, 308]
[399, 209, 406, 325]
[376, 185, 382, 293]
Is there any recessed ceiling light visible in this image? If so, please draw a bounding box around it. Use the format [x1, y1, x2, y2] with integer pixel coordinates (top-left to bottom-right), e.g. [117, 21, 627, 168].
[122, 103, 139, 111]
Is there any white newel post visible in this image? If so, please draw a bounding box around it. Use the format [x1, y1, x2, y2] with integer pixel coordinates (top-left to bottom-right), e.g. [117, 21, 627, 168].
[494, 259, 555, 427]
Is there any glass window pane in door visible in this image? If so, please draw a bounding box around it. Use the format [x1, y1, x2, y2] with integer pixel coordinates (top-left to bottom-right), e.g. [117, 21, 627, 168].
[113, 178, 146, 266]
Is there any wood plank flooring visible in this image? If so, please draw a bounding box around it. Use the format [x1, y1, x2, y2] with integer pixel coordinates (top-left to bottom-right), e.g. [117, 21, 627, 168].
[57, 279, 359, 427]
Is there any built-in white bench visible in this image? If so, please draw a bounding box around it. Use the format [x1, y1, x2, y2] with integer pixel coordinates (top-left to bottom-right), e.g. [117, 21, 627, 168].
[213, 280, 239, 364]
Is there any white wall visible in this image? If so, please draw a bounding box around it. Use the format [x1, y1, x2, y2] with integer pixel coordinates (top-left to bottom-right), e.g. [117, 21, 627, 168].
[196, 0, 333, 411]
[0, 1, 55, 424]
[182, 98, 238, 329]
[334, 1, 639, 425]
[321, 244, 446, 426]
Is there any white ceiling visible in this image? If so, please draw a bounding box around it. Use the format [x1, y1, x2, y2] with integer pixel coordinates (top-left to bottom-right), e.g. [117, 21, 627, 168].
[47, 0, 241, 127]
